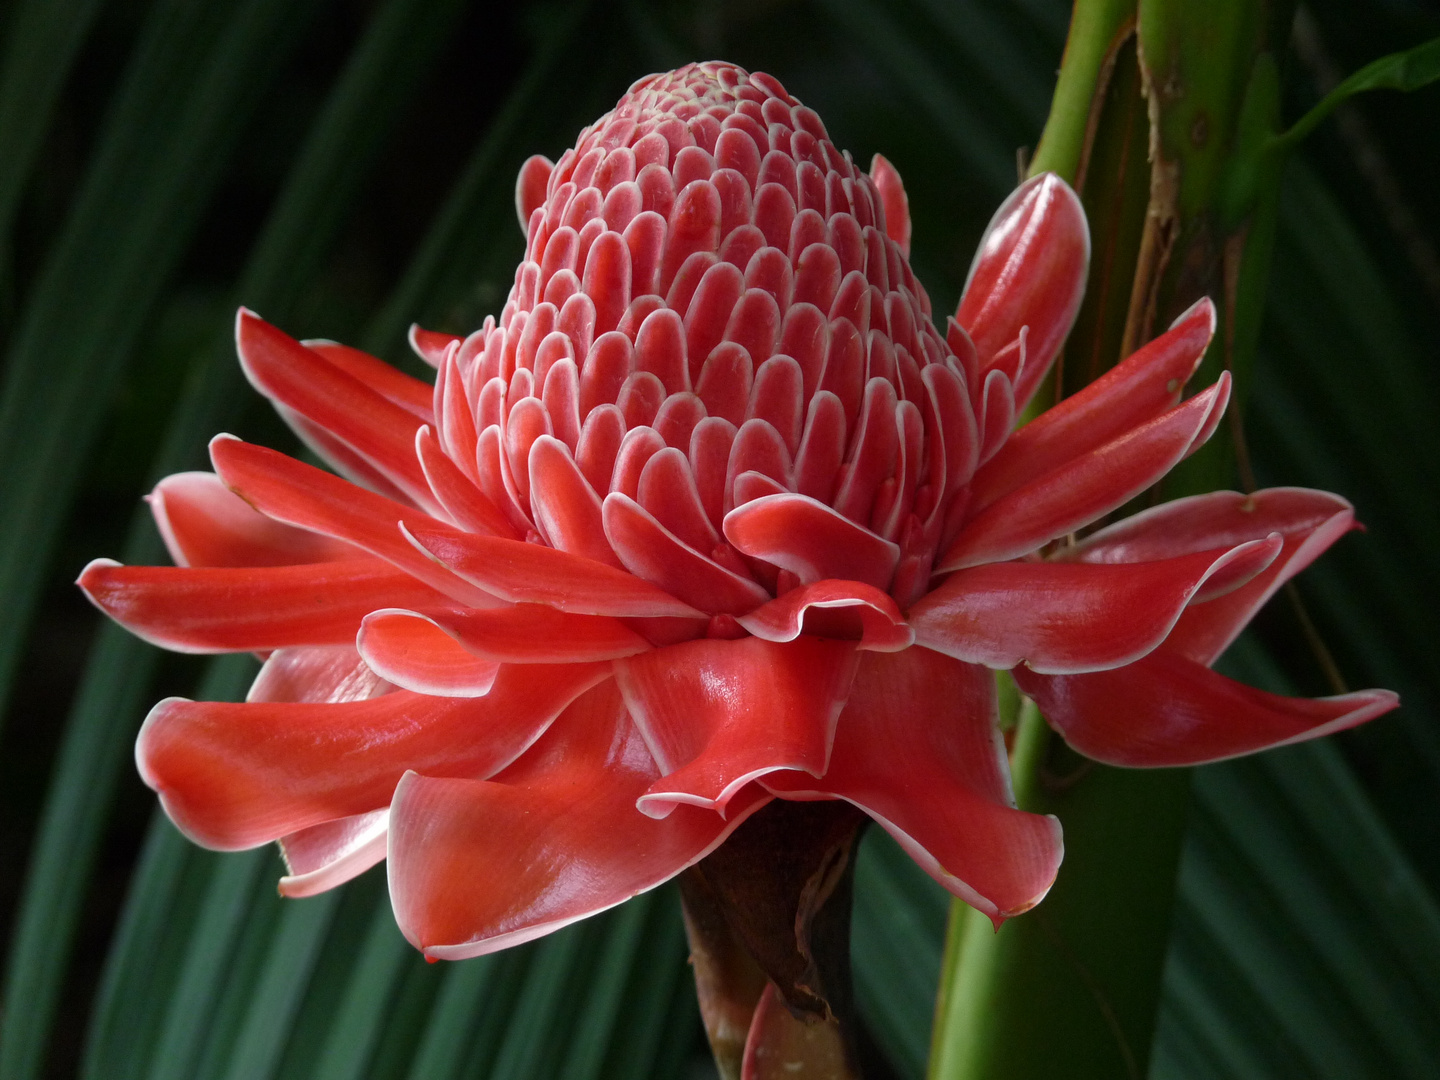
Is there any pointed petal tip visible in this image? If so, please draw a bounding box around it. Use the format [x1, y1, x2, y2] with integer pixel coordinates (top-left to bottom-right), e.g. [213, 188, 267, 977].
[957, 171, 1089, 410]
[869, 152, 911, 256]
[1039, 169, 1087, 235]
[407, 326, 460, 370]
[1189, 532, 1284, 604]
[1023, 172, 1090, 273]
[988, 880, 1051, 929]
[134, 695, 188, 788]
[1239, 685, 1400, 757]
[1171, 294, 1218, 336]
[940, 379, 1238, 571]
[515, 154, 555, 232]
[275, 876, 318, 900]
[1209, 369, 1232, 405]
[978, 811, 1063, 929]
[233, 308, 269, 360]
[1184, 372, 1232, 458]
[75, 556, 122, 591]
[1019, 655, 1398, 767]
[135, 696, 263, 852]
[634, 788, 715, 819]
[1352, 687, 1400, 717]
[207, 431, 243, 458]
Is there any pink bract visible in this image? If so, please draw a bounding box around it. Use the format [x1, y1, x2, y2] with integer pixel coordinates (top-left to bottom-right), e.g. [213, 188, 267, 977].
[80, 62, 1395, 959]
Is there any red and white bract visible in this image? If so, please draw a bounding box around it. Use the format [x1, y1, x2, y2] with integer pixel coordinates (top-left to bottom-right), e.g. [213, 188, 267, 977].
[80, 62, 1395, 959]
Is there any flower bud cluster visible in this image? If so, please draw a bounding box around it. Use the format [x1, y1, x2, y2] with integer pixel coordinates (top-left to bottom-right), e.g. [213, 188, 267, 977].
[423, 62, 993, 612]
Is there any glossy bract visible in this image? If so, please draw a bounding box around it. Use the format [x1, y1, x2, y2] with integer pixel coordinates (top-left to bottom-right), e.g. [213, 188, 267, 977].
[80, 62, 1395, 959]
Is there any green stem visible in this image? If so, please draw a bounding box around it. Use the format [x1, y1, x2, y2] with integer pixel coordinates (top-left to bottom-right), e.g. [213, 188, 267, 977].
[931, 708, 1195, 1080]
[1028, 0, 1137, 183]
[927, 702, 1050, 1079]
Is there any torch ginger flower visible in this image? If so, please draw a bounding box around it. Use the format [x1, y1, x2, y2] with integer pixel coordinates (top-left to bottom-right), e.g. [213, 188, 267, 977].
[80, 63, 1395, 969]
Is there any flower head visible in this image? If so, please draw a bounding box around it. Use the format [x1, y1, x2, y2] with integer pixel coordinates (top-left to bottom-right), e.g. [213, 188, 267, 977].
[80, 62, 1395, 961]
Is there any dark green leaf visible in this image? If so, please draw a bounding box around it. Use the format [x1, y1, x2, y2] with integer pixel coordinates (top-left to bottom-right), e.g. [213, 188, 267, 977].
[1279, 35, 1440, 149]
[1, 0, 476, 1073]
[0, 0, 323, 728]
[0, 0, 107, 309]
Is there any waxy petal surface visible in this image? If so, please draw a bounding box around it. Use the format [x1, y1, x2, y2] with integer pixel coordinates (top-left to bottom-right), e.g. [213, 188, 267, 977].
[257, 646, 395, 896]
[137, 662, 608, 849]
[615, 636, 859, 817]
[971, 298, 1216, 510]
[404, 520, 703, 618]
[869, 153, 911, 257]
[79, 558, 454, 653]
[765, 648, 1062, 921]
[389, 680, 769, 959]
[356, 611, 501, 697]
[723, 492, 899, 592]
[279, 810, 389, 898]
[738, 580, 913, 652]
[407, 324, 461, 369]
[1016, 651, 1397, 767]
[248, 645, 389, 707]
[939, 376, 1230, 570]
[84, 62, 1396, 962]
[910, 538, 1280, 674]
[603, 493, 770, 616]
[209, 435, 495, 607]
[416, 426, 519, 539]
[303, 339, 436, 421]
[248, 644, 391, 704]
[528, 435, 625, 567]
[236, 309, 437, 510]
[371, 604, 650, 665]
[150, 471, 361, 568]
[280, 406, 419, 508]
[1067, 487, 1356, 666]
[956, 173, 1088, 411]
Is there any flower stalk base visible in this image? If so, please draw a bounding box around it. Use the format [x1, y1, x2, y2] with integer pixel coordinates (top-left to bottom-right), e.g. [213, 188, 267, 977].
[680, 799, 867, 1079]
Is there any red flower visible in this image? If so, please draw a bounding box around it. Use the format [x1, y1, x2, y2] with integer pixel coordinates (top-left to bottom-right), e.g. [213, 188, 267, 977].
[80, 63, 1395, 960]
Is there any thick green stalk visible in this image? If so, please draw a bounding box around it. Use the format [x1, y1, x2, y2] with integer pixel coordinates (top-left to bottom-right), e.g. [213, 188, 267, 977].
[1137, 0, 1295, 496]
[930, 706, 1193, 1079]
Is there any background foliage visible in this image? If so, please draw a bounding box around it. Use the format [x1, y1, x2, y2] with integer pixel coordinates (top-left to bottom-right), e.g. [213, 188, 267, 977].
[0, 1, 1436, 1077]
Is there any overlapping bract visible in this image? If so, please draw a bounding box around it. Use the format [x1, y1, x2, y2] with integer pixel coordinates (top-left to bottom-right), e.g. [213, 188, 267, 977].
[80, 63, 1394, 960]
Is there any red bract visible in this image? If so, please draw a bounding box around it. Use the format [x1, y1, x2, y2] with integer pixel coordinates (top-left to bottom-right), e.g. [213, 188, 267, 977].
[80, 63, 1395, 960]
